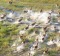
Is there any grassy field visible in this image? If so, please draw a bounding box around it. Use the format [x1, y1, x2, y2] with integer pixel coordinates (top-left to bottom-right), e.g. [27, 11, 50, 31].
[0, 0, 60, 11]
[0, 0, 60, 56]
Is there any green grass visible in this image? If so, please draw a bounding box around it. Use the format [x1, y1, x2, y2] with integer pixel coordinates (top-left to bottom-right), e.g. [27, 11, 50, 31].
[0, 0, 60, 11]
[0, 0, 60, 56]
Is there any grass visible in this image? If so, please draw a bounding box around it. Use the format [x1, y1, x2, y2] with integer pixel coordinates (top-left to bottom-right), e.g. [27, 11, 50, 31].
[0, 10, 5, 14]
[0, 0, 60, 56]
[0, 0, 60, 11]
